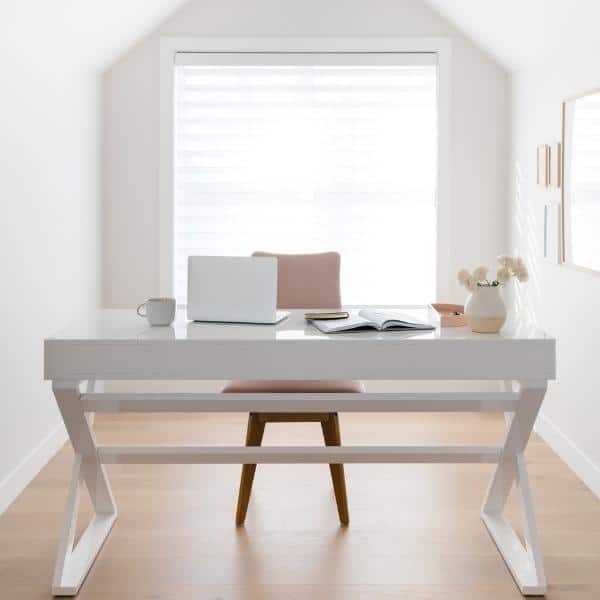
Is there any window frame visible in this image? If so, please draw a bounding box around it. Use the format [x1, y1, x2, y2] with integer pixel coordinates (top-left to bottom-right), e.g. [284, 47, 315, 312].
[159, 37, 451, 301]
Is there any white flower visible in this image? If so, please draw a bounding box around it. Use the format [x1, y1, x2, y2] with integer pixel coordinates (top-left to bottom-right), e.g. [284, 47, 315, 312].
[498, 255, 514, 269]
[496, 266, 511, 283]
[516, 265, 529, 282]
[457, 269, 471, 286]
[509, 257, 529, 282]
[513, 257, 525, 271]
[472, 266, 489, 282]
[465, 276, 477, 292]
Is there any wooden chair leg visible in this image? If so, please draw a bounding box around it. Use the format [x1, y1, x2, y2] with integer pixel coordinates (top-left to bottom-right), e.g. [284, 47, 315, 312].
[321, 413, 350, 525]
[235, 413, 265, 526]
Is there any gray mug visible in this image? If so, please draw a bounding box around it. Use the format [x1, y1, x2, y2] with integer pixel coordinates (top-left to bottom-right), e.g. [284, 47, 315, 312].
[137, 297, 176, 326]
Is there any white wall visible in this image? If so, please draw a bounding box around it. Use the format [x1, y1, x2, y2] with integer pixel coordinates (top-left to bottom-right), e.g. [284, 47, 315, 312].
[103, 0, 508, 307]
[510, 55, 600, 496]
[0, 0, 204, 514]
[0, 0, 195, 513]
[0, 14, 101, 512]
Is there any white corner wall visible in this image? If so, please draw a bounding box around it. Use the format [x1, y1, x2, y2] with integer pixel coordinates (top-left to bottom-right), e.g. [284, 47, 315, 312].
[0, 12, 102, 512]
[103, 0, 508, 307]
[510, 57, 600, 497]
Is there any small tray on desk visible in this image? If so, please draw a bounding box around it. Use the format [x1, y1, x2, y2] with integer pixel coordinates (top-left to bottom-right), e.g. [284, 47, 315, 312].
[431, 303, 466, 327]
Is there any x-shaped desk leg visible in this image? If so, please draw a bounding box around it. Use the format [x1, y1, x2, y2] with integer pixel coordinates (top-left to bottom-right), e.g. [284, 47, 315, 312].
[482, 380, 547, 595]
[50, 379, 547, 596]
[52, 381, 117, 596]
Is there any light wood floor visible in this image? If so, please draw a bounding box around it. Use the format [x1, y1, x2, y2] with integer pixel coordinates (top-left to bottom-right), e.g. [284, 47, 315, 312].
[1, 412, 599, 599]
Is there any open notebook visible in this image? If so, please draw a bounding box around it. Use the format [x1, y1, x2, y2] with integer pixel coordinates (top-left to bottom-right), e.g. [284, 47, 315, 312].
[308, 309, 435, 334]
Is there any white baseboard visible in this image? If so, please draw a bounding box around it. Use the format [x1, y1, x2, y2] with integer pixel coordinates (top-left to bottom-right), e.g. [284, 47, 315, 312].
[0, 423, 68, 515]
[535, 412, 600, 498]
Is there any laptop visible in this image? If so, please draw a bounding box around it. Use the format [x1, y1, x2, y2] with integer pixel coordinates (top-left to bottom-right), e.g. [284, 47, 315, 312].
[187, 256, 290, 324]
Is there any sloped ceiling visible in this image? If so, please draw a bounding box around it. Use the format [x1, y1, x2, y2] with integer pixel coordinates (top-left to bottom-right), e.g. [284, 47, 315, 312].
[84, 0, 192, 69]
[425, 0, 600, 72]
[6, 1, 600, 74]
[3, 0, 189, 70]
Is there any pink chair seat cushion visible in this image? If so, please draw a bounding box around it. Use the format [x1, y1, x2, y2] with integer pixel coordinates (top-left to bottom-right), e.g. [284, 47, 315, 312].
[222, 379, 364, 394]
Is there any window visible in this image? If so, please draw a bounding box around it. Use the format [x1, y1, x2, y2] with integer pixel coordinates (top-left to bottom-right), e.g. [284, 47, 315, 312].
[563, 90, 600, 272]
[171, 51, 439, 306]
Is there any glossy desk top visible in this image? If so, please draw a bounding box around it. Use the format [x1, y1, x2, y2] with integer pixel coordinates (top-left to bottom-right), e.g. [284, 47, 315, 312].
[44, 307, 555, 381]
[47, 306, 551, 344]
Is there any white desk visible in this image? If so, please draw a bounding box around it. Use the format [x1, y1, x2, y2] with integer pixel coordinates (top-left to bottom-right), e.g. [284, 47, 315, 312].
[44, 307, 555, 596]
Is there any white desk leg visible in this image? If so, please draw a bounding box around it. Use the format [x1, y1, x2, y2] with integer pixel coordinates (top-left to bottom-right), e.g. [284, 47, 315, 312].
[482, 380, 547, 596]
[85, 380, 96, 428]
[52, 381, 117, 596]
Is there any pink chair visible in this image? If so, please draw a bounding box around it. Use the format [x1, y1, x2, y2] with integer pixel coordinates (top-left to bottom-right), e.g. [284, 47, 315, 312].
[222, 251, 363, 525]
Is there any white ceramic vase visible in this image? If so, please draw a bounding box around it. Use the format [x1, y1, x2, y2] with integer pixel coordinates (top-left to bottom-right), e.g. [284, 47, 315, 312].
[464, 285, 507, 333]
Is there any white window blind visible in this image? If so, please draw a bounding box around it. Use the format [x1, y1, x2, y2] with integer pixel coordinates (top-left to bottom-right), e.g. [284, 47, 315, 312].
[173, 53, 438, 306]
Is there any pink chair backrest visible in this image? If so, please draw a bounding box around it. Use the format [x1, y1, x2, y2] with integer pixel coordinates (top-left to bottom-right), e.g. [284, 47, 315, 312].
[252, 251, 341, 309]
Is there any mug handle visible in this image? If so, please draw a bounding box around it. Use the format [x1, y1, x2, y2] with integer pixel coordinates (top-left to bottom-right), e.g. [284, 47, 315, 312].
[136, 302, 147, 317]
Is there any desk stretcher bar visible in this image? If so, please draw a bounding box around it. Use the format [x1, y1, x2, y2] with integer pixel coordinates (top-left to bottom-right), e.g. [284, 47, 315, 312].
[97, 445, 503, 464]
[81, 392, 520, 413]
